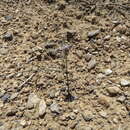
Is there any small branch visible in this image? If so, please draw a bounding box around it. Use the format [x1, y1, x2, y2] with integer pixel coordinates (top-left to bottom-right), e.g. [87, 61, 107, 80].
[17, 73, 36, 92]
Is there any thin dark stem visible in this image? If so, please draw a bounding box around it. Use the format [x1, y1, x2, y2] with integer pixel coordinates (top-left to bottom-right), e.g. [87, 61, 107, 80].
[65, 53, 70, 95]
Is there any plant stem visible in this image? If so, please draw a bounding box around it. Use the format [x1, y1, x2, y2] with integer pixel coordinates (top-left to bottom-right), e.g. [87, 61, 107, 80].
[65, 53, 70, 95]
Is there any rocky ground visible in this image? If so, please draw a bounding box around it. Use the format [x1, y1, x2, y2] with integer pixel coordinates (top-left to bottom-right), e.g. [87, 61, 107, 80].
[0, 0, 130, 130]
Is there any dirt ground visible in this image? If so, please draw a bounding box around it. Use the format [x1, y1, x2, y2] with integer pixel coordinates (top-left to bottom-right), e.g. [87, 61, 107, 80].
[0, 0, 130, 130]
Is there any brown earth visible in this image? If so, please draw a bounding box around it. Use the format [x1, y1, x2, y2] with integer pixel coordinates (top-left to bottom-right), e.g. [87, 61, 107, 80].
[0, 0, 130, 130]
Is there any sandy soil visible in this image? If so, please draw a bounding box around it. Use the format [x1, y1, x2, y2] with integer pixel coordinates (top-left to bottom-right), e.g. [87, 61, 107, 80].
[0, 0, 130, 130]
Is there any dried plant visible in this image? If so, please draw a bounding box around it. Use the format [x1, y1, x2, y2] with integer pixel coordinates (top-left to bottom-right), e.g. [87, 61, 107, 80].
[57, 45, 74, 101]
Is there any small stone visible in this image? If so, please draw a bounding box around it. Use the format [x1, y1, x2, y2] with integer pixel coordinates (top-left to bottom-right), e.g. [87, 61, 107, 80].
[97, 73, 105, 79]
[19, 120, 26, 127]
[117, 96, 126, 103]
[104, 35, 111, 40]
[73, 109, 78, 114]
[6, 109, 17, 116]
[99, 111, 107, 118]
[0, 90, 5, 98]
[48, 89, 55, 99]
[120, 79, 130, 87]
[47, 122, 60, 130]
[88, 59, 97, 70]
[103, 69, 112, 76]
[69, 112, 76, 120]
[107, 87, 121, 96]
[66, 30, 76, 41]
[50, 101, 60, 114]
[4, 15, 13, 21]
[70, 121, 77, 129]
[85, 53, 92, 62]
[82, 110, 93, 122]
[44, 42, 57, 49]
[125, 102, 130, 111]
[76, 123, 92, 130]
[38, 99, 46, 117]
[0, 101, 4, 108]
[0, 48, 8, 55]
[27, 93, 40, 109]
[98, 95, 110, 108]
[3, 32, 13, 41]
[113, 118, 118, 124]
[88, 29, 100, 38]
[0, 124, 5, 130]
[10, 93, 18, 100]
[1, 93, 11, 103]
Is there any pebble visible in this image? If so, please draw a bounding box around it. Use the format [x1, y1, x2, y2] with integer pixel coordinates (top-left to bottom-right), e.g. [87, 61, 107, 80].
[126, 102, 130, 111]
[88, 59, 97, 70]
[99, 111, 107, 118]
[27, 93, 40, 109]
[69, 112, 77, 120]
[120, 79, 130, 87]
[0, 125, 5, 130]
[3, 32, 13, 41]
[85, 53, 92, 62]
[82, 110, 93, 121]
[10, 93, 18, 100]
[0, 90, 5, 98]
[113, 118, 118, 124]
[104, 35, 111, 40]
[4, 15, 13, 21]
[117, 96, 126, 103]
[48, 89, 56, 99]
[1, 93, 11, 103]
[6, 109, 17, 116]
[38, 99, 46, 117]
[88, 29, 100, 38]
[103, 69, 112, 76]
[50, 101, 60, 114]
[19, 120, 26, 127]
[0, 48, 8, 55]
[76, 123, 92, 130]
[107, 87, 121, 96]
[98, 95, 110, 108]
[44, 42, 57, 49]
[0, 101, 4, 108]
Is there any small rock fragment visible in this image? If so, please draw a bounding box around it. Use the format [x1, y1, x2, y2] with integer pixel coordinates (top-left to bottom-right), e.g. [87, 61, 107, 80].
[120, 79, 130, 87]
[117, 96, 126, 103]
[82, 110, 93, 121]
[1, 93, 10, 103]
[107, 87, 121, 96]
[85, 53, 92, 62]
[104, 35, 111, 40]
[10, 93, 18, 100]
[99, 111, 107, 118]
[88, 59, 97, 70]
[125, 102, 130, 111]
[44, 42, 57, 49]
[103, 69, 112, 76]
[50, 101, 60, 114]
[88, 29, 100, 38]
[66, 30, 76, 41]
[6, 109, 17, 116]
[19, 120, 27, 127]
[3, 32, 13, 41]
[48, 89, 56, 99]
[38, 99, 46, 117]
[0, 48, 8, 55]
[4, 15, 13, 21]
[98, 95, 110, 108]
[27, 93, 40, 109]
[69, 112, 76, 120]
